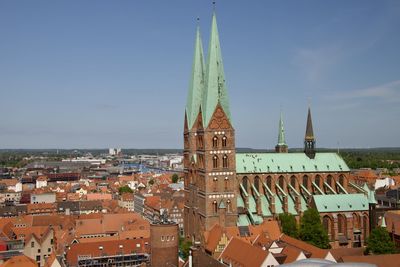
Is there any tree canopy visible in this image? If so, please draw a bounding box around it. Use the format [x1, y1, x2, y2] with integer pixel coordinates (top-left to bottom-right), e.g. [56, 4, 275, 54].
[299, 208, 330, 249]
[366, 227, 396, 254]
[118, 185, 133, 194]
[279, 213, 298, 238]
[179, 237, 192, 260]
[171, 173, 179, 183]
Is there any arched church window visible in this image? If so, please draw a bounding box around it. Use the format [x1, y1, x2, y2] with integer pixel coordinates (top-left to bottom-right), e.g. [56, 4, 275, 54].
[213, 155, 218, 169]
[213, 201, 218, 213]
[339, 175, 345, 186]
[338, 214, 347, 238]
[327, 175, 334, 188]
[278, 176, 285, 189]
[213, 136, 218, 148]
[254, 176, 260, 192]
[213, 177, 218, 192]
[290, 176, 297, 189]
[315, 175, 322, 188]
[222, 136, 227, 147]
[222, 154, 228, 168]
[303, 175, 309, 189]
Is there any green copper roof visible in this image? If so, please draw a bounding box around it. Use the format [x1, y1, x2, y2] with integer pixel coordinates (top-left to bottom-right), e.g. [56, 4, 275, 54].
[312, 194, 369, 213]
[260, 195, 272, 216]
[236, 152, 350, 174]
[381, 216, 387, 228]
[305, 107, 315, 140]
[248, 195, 257, 213]
[185, 26, 205, 129]
[368, 188, 377, 204]
[237, 214, 250, 226]
[277, 112, 287, 146]
[202, 12, 231, 127]
[237, 195, 245, 208]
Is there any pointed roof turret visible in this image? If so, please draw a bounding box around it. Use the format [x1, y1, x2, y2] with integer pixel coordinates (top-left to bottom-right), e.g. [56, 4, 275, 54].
[277, 112, 287, 146]
[202, 11, 231, 127]
[185, 24, 205, 130]
[275, 112, 288, 153]
[305, 107, 314, 140]
[381, 215, 387, 228]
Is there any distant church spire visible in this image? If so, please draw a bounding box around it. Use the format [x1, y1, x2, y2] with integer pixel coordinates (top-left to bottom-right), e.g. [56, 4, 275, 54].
[275, 112, 288, 153]
[304, 107, 316, 159]
[202, 10, 231, 127]
[185, 22, 205, 129]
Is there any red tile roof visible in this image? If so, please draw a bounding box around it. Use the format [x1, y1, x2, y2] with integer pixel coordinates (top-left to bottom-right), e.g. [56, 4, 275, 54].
[66, 238, 149, 266]
[219, 237, 268, 267]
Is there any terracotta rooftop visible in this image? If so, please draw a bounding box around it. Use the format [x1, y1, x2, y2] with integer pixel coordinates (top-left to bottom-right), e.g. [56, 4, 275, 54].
[0, 255, 37, 267]
[341, 253, 400, 267]
[66, 238, 149, 266]
[219, 237, 268, 267]
[279, 234, 329, 259]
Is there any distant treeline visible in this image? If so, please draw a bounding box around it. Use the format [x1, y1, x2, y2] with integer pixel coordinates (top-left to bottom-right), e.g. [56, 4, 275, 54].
[2, 148, 400, 171]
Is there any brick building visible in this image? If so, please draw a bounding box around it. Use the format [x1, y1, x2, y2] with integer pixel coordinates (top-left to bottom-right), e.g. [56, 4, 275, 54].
[183, 10, 375, 249]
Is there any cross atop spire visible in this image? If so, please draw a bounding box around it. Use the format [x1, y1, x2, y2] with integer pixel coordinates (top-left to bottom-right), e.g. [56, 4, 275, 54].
[202, 10, 231, 127]
[185, 23, 205, 130]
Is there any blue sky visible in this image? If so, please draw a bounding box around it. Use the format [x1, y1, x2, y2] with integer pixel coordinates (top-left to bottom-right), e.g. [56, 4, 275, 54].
[0, 1, 399, 149]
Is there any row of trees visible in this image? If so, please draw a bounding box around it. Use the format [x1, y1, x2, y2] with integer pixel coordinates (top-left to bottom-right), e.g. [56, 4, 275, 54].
[279, 209, 397, 254]
[279, 209, 331, 248]
[341, 151, 400, 172]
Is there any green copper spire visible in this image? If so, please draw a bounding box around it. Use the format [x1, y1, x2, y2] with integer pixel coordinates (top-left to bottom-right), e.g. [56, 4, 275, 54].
[381, 215, 387, 228]
[202, 11, 231, 127]
[185, 25, 205, 129]
[277, 112, 287, 146]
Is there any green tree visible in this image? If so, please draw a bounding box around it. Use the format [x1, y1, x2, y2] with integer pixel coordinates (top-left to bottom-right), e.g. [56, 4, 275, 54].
[148, 179, 155, 185]
[366, 227, 396, 254]
[279, 213, 298, 238]
[299, 208, 330, 249]
[171, 173, 179, 183]
[179, 237, 192, 260]
[118, 185, 133, 194]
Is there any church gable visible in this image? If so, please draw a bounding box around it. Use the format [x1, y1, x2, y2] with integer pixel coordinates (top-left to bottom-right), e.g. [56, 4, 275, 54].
[207, 103, 233, 130]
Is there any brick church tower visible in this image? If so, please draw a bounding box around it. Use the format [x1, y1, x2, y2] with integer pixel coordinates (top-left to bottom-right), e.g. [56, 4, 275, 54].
[184, 12, 237, 244]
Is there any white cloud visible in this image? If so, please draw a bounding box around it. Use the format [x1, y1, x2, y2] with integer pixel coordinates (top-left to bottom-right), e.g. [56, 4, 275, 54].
[334, 80, 400, 103]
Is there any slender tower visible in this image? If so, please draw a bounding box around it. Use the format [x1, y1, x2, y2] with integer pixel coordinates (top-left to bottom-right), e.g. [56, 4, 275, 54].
[304, 107, 316, 159]
[183, 21, 205, 242]
[275, 112, 288, 153]
[184, 11, 237, 244]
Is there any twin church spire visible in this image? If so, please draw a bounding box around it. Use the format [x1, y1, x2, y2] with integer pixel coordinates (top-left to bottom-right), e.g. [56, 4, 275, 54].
[185, 11, 316, 157]
[185, 12, 231, 130]
[275, 107, 316, 157]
